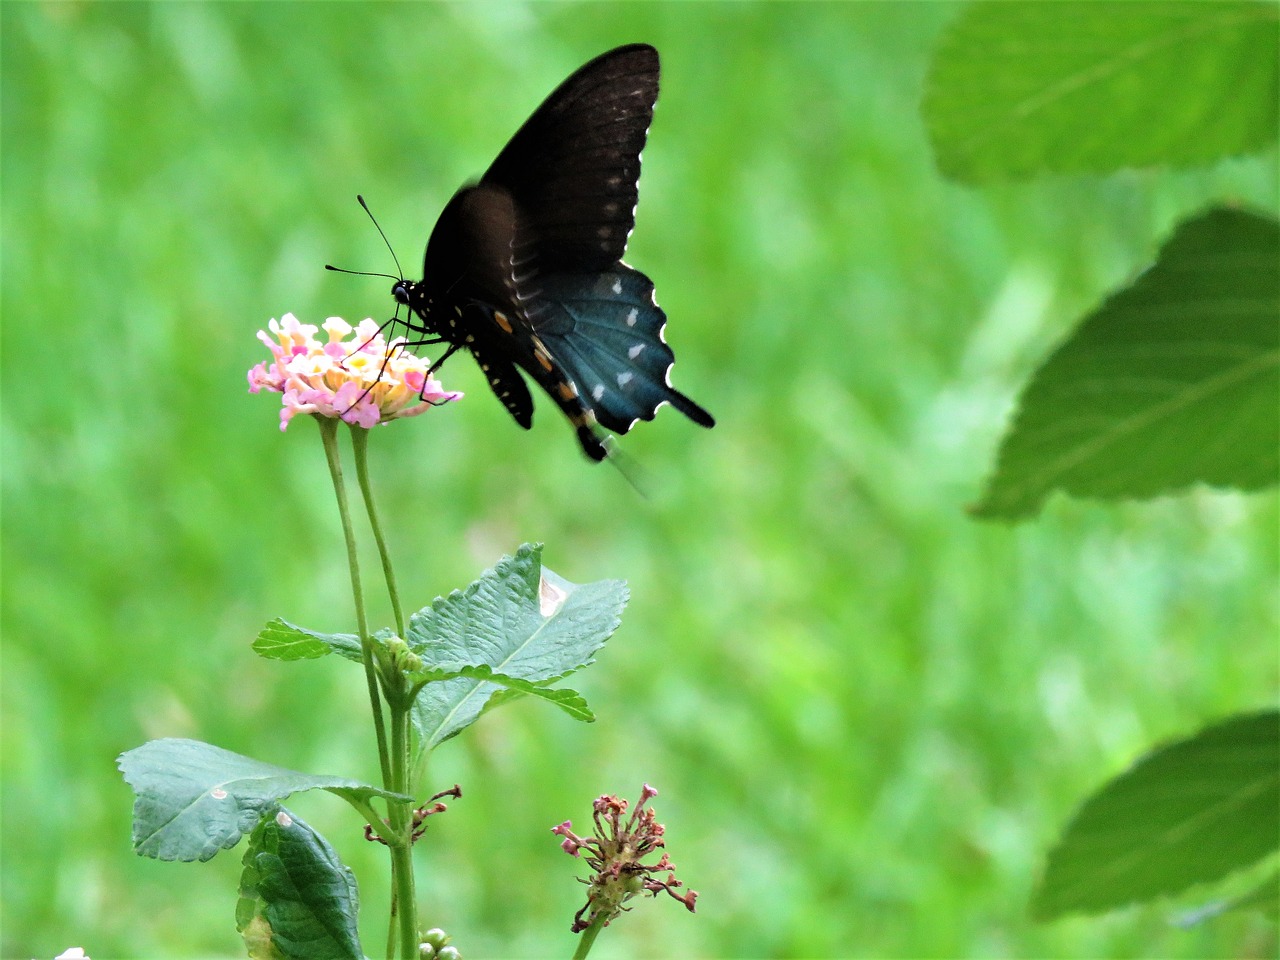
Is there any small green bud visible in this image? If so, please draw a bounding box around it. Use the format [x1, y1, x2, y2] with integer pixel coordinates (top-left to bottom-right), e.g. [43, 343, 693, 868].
[384, 636, 424, 673]
[422, 928, 451, 950]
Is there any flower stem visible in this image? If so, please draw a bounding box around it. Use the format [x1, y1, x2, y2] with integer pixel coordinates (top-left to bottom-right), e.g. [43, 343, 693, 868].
[572, 913, 608, 960]
[387, 697, 418, 958]
[349, 424, 406, 639]
[344, 422, 419, 958]
[315, 416, 394, 793]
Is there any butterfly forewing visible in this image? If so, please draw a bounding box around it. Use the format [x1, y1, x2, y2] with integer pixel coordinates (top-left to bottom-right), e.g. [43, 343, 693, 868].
[482, 44, 659, 272]
[419, 184, 522, 313]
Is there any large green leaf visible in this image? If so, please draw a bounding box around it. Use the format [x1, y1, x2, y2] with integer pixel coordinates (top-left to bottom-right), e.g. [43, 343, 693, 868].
[408, 544, 626, 750]
[236, 806, 364, 960]
[924, 2, 1280, 182]
[118, 738, 410, 862]
[1033, 710, 1280, 919]
[975, 207, 1280, 519]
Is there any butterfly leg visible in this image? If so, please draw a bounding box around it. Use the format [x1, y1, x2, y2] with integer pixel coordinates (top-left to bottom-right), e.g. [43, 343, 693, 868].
[389, 338, 462, 402]
[410, 339, 458, 379]
[343, 313, 403, 364]
[341, 336, 410, 413]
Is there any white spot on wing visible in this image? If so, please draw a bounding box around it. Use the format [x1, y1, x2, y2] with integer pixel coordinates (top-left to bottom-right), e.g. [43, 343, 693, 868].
[626, 308, 638, 327]
[628, 344, 645, 359]
[617, 372, 633, 388]
[612, 280, 623, 295]
[592, 384, 605, 401]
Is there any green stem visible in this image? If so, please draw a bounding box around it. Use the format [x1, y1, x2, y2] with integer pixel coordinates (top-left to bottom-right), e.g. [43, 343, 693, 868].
[316, 416, 393, 791]
[346, 423, 419, 958]
[571, 912, 608, 960]
[387, 696, 418, 959]
[350, 425, 406, 639]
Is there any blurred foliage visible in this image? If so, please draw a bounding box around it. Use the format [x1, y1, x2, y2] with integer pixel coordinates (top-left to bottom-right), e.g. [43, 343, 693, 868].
[922, 1, 1279, 181]
[2, 3, 1277, 959]
[975, 207, 1280, 519]
[1032, 710, 1280, 920]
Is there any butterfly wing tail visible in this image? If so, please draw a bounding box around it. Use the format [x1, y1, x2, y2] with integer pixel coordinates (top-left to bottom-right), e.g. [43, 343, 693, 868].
[663, 386, 715, 428]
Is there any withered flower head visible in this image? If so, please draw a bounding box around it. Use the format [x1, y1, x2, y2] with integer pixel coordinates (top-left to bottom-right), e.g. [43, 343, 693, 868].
[552, 783, 698, 934]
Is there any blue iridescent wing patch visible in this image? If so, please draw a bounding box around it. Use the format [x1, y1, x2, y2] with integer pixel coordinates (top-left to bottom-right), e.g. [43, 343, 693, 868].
[532, 267, 714, 436]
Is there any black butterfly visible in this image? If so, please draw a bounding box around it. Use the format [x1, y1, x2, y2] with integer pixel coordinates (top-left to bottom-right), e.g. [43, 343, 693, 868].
[386, 44, 713, 461]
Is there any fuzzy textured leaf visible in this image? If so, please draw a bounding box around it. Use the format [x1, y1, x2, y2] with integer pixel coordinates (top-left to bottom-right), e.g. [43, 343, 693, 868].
[253, 619, 362, 662]
[412, 664, 595, 723]
[118, 738, 410, 862]
[409, 544, 626, 749]
[236, 806, 363, 960]
[1033, 710, 1280, 919]
[924, 1, 1280, 182]
[976, 207, 1280, 519]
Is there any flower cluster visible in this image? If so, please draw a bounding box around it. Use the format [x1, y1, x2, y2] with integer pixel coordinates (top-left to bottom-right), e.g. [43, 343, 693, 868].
[552, 784, 697, 934]
[248, 313, 461, 430]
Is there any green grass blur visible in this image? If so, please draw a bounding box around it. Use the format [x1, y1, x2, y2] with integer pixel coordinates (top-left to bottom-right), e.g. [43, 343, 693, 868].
[2, 3, 1277, 958]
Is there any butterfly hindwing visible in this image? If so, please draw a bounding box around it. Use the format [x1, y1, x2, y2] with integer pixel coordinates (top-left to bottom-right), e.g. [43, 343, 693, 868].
[531, 266, 714, 435]
[468, 334, 533, 429]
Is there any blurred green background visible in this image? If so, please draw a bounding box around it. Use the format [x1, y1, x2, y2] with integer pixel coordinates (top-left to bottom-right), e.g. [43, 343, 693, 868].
[2, 3, 1277, 958]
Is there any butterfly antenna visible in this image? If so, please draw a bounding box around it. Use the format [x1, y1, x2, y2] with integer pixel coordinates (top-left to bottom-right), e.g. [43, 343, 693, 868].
[324, 264, 401, 280]
[357, 194, 404, 281]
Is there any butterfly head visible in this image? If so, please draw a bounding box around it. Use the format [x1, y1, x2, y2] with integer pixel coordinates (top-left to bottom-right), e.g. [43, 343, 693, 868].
[391, 279, 415, 308]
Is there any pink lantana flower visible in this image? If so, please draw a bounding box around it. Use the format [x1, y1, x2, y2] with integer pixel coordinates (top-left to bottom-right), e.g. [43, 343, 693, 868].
[248, 314, 461, 430]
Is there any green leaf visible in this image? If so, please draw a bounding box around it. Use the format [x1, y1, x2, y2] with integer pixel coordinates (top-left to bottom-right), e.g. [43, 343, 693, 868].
[408, 544, 626, 750]
[118, 738, 411, 862]
[412, 664, 595, 723]
[975, 207, 1280, 520]
[1032, 710, 1280, 920]
[253, 619, 362, 662]
[923, 1, 1280, 183]
[236, 805, 364, 960]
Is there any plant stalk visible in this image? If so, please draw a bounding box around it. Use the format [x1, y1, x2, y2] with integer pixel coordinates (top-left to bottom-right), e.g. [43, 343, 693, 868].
[350, 424, 406, 638]
[387, 693, 418, 959]
[316, 416, 393, 790]
[347, 423, 419, 958]
[571, 912, 608, 960]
